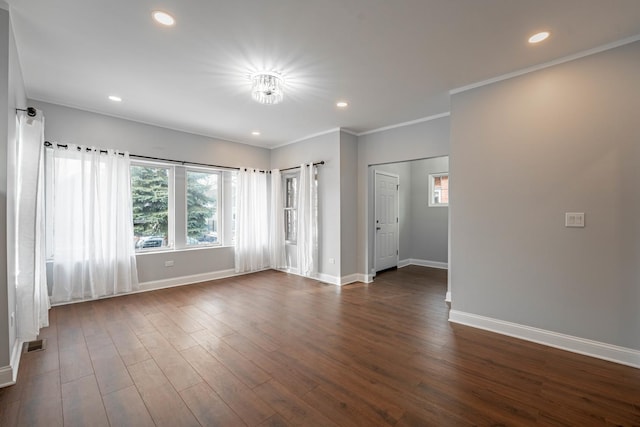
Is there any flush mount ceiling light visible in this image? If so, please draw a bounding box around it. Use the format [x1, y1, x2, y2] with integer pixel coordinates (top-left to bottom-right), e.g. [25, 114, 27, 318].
[528, 31, 550, 44]
[152, 11, 175, 26]
[251, 72, 284, 105]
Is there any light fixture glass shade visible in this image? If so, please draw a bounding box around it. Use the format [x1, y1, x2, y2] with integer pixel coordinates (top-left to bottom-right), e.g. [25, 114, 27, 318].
[251, 73, 284, 104]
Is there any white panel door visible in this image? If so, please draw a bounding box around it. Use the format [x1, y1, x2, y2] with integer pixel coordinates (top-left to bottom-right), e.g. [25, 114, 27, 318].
[375, 171, 399, 272]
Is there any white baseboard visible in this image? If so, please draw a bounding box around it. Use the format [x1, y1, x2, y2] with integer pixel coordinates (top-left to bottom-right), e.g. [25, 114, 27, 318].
[0, 339, 23, 388]
[398, 258, 448, 270]
[340, 274, 360, 285]
[138, 268, 241, 291]
[449, 310, 640, 369]
[445, 291, 452, 303]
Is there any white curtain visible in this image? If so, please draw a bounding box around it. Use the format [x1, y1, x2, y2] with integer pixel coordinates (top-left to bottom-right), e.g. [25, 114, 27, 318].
[49, 144, 138, 303]
[269, 169, 286, 269]
[15, 111, 49, 340]
[235, 168, 269, 273]
[296, 163, 318, 277]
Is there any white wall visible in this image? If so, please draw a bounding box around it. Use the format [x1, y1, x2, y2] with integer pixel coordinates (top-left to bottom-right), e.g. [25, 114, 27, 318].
[357, 117, 450, 279]
[31, 100, 271, 286]
[450, 41, 640, 351]
[270, 131, 341, 281]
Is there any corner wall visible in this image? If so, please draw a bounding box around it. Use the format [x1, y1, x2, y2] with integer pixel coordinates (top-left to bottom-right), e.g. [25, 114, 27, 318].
[450, 41, 640, 356]
[1, 4, 28, 386]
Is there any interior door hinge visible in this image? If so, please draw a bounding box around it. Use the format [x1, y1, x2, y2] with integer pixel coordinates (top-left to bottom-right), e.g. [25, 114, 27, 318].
[396, 217, 399, 223]
[396, 250, 399, 255]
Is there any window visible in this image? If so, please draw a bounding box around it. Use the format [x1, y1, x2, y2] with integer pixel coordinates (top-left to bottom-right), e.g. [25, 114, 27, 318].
[186, 170, 219, 246]
[131, 161, 235, 252]
[284, 174, 298, 242]
[131, 164, 172, 250]
[429, 172, 449, 207]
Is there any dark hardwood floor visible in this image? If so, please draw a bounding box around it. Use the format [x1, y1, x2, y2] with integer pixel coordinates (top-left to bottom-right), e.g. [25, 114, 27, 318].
[1, 266, 638, 426]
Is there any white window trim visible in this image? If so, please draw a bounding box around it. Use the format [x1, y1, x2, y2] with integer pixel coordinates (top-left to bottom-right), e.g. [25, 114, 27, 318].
[428, 172, 449, 207]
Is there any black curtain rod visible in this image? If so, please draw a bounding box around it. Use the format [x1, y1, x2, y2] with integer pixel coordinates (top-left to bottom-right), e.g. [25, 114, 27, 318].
[44, 141, 324, 173]
[16, 107, 37, 117]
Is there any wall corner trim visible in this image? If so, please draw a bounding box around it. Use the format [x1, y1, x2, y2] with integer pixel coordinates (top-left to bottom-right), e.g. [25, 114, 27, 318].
[450, 34, 640, 95]
[357, 273, 374, 284]
[448, 310, 640, 369]
[0, 339, 23, 388]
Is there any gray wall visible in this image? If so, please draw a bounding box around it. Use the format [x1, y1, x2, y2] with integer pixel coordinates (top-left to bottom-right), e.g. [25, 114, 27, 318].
[357, 117, 450, 276]
[270, 131, 341, 279]
[31, 101, 271, 284]
[339, 131, 358, 277]
[450, 41, 640, 350]
[0, 4, 27, 373]
[410, 157, 449, 263]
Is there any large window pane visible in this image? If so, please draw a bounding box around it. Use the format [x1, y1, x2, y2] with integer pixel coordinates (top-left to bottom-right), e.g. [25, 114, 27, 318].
[131, 165, 170, 250]
[186, 170, 219, 245]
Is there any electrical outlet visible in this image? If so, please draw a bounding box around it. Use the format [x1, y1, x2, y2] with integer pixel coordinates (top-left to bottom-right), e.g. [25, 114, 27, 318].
[329, 258, 335, 264]
[164, 260, 174, 267]
[565, 212, 585, 228]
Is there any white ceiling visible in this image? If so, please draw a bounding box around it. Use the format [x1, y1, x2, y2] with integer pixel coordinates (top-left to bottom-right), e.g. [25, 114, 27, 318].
[7, 0, 640, 148]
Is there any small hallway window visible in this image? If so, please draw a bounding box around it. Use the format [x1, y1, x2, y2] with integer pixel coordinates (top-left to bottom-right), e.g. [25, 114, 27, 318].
[429, 173, 449, 207]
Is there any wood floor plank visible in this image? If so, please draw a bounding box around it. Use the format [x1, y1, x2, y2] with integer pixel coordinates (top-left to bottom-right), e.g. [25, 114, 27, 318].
[59, 343, 94, 384]
[127, 358, 200, 427]
[254, 379, 338, 426]
[102, 385, 155, 427]
[61, 374, 110, 427]
[181, 345, 275, 426]
[191, 329, 271, 389]
[180, 381, 247, 427]
[88, 342, 133, 395]
[137, 331, 203, 391]
[16, 370, 63, 427]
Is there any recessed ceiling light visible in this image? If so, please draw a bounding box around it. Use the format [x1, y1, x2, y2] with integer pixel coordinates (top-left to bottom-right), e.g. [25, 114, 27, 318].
[528, 31, 550, 44]
[336, 101, 349, 108]
[152, 11, 175, 26]
[251, 131, 261, 136]
[108, 95, 122, 102]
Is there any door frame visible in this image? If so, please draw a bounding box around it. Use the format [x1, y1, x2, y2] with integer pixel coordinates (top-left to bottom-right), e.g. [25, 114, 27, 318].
[373, 170, 400, 274]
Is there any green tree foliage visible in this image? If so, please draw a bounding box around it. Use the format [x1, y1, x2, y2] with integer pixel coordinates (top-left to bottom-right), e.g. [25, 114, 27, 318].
[130, 167, 216, 242]
[131, 166, 169, 237]
[186, 171, 216, 238]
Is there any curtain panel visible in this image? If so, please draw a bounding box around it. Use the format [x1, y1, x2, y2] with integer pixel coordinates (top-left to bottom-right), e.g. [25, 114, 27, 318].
[235, 168, 269, 273]
[15, 111, 49, 340]
[296, 163, 318, 277]
[48, 144, 139, 303]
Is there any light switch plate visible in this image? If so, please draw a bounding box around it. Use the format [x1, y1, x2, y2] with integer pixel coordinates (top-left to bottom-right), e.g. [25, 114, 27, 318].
[565, 212, 585, 228]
